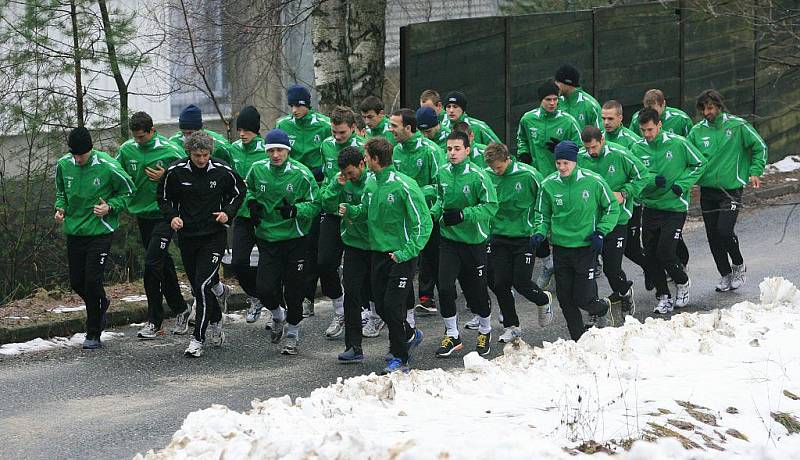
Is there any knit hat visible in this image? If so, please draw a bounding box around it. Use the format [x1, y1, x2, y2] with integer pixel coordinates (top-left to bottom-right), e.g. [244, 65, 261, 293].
[415, 107, 439, 130]
[236, 106, 261, 133]
[554, 140, 579, 162]
[264, 129, 291, 151]
[287, 84, 312, 107]
[178, 104, 203, 130]
[554, 64, 580, 87]
[68, 127, 93, 154]
[444, 91, 467, 111]
[538, 81, 560, 101]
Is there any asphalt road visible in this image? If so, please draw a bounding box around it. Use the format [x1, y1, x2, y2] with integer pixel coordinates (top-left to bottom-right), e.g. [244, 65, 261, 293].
[1, 193, 799, 460]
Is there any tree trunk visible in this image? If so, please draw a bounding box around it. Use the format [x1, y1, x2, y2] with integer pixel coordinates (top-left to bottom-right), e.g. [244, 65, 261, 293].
[312, 0, 351, 113]
[97, 0, 129, 141]
[347, 0, 386, 104]
[69, 0, 84, 127]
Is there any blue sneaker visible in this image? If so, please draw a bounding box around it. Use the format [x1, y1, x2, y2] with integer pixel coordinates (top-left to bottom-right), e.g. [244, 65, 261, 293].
[381, 357, 409, 374]
[384, 351, 395, 362]
[406, 328, 423, 362]
[82, 337, 103, 349]
[99, 297, 110, 329]
[338, 347, 364, 363]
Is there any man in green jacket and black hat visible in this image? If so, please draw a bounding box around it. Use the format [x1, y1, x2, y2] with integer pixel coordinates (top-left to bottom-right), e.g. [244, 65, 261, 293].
[169, 104, 233, 164]
[554, 64, 602, 130]
[441, 91, 501, 145]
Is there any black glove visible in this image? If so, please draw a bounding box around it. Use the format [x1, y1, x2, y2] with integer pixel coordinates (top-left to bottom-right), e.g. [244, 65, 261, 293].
[442, 208, 464, 226]
[311, 167, 324, 183]
[545, 137, 560, 153]
[519, 152, 533, 165]
[248, 201, 265, 227]
[654, 175, 667, 188]
[276, 198, 297, 219]
[587, 231, 604, 254]
[671, 184, 683, 196]
[529, 233, 546, 250]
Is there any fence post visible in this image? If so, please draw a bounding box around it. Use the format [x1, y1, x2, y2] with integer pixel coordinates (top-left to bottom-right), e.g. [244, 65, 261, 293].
[678, 0, 686, 112]
[400, 26, 407, 109]
[504, 16, 512, 145]
[591, 9, 599, 97]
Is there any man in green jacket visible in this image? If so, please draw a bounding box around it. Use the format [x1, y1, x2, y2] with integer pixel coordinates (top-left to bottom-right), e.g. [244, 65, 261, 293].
[484, 142, 553, 343]
[578, 127, 650, 320]
[339, 137, 430, 374]
[117, 112, 196, 339]
[441, 91, 502, 145]
[688, 89, 767, 292]
[533, 140, 617, 341]
[632, 108, 706, 314]
[430, 131, 498, 358]
[55, 127, 136, 349]
[629, 89, 693, 137]
[417, 106, 448, 154]
[452, 121, 487, 167]
[359, 96, 396, 145]
[244, 129, 321, 356]
[169, 104, 233, 164]
[419, 89, 446, 125]
[555, 64, 602, 130]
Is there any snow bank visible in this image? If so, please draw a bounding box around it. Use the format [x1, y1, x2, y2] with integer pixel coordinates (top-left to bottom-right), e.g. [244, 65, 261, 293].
[765, 155, 800, 174]
[0, 331, 124, 356]
[137, 278, 800, 460]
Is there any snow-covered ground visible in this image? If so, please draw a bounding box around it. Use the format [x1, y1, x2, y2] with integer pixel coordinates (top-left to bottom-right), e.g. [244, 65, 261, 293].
[0, 331, 124, 356]
[766, 155, 800, 174]
[136, 278, 800, 460]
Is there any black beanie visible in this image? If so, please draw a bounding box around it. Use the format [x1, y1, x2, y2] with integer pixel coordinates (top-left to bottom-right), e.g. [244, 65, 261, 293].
[554, 64, 580, 87]
[179, 104, 203, 130]
[236, 106, 261, 133]
[68, 127, 93, 154]
[444, 91, 467, 111]
[538, 81, 560, 101]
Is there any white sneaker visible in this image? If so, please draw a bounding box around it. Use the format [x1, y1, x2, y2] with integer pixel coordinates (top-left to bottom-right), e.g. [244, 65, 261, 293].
[537, 265, 555, 290]
[537, 291, 554, 327]
[715, 273, 733, 292]
[137, 322, 163, 339]
[498, 326, 522, 343]
[730, 264, 746, 290]
[464, 314, 480, 330]
[215, 283, 231, 315]
[282, 333, 299, 355]
[172, 307, 191, 335]
[302, 298, 315, 318]
[245, 297, 263, 323]
[184, 338, 204, 357]
[653, 294, 673, 314]
[325, 314, 345, 338]
[361, 316, 382, 338]
[209, 322, 225, 347]
[675, 278, 691, 308]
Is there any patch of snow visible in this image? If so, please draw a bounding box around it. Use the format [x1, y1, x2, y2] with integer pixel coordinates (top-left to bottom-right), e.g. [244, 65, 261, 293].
[785, 177, 798, 182]
[765, 155, 800, 174]
[223, 313, 244, 323]
[119, 295, 148, 303]
[3, 316, 31, 320]
[0, 331, 124, 356]
[48, 305, 86, 313]
[136, 277, 800, 460]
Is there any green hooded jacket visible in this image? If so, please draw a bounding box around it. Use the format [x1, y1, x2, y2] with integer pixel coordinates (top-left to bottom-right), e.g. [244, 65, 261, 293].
[276, 109, 331, 171]
[487, 159, 543, 238]
[431, 159, 498, 244]
[392, 131, 441, 206]
[365, 116, 397, 146]
[441, 113, 501, 145]
[320, 170, 371, 250]
[629, 106, 693, 137]
[605, 125, 642, 151]
[228, 135, 265, 218]
[558, 88, 602, 129]
[516, 107, 582, 176]
[320, 132, 364, 184]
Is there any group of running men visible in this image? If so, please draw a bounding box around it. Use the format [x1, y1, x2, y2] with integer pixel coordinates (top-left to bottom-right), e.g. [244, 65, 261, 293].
[55, 63, 767, 374]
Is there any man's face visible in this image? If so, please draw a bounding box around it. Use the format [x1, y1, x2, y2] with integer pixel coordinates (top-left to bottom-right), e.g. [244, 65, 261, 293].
[639, 120, 662, 142]
[446, 139, 469, 165]
[238, 129, 257, 144]
[555, 81, 573, 95]
[290, 104, 309, 119]
[332, 122, 355, 144]
[132, 128, 155, 146]
[341, 163, 365, 183]
[445, 103, 463, 121]
[268, 147, 289, 166]
[488, 158, 511, 176]
[601, 108, 622, 132]
[389, 114, 411, 142]
[422, 125, 440, 141]
[584, 138, 604, 157]
[420, 98, 442, 115]
[541, 95, 559, 113]
[72, 152, 91, 166]
[556, 159, 576, 177]
[702, 103, 721, 123]
[190, 150, 211, 169]
[361, 110, 383, 129]
[365, 153, 381, 172]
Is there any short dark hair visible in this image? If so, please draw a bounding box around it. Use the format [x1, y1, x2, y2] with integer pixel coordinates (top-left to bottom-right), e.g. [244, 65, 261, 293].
[419, 89, 440, 105]
[696, 89, 727, 113]
[447, 130, 470, 148]
[330, 106, 356, 127]
[129, 112, 153, 133]
[643, 89, 666, 107]
[391, 108, 417, 132]
[602, 100, 623, 114]
[638, 107, 661, 126]
[483, 142, 509, 164]
[337, 146, 364, 170]
[452, 121, 471, 135]
[358, 96, 384, 114]
[580, 126, 603, 143]
[365, 137, 393, 167]
[353, 113, 366, 131]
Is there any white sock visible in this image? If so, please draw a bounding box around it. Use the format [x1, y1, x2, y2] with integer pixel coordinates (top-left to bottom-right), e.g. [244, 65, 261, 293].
[211, 282, 225, 296]
[286, 323, 299, 337]
[270, 306, 286, 323]
[544, 255, 554, 270]
[406, 309, 416, 329]
[333, 295, 344, 316]
[478, 315, 492, 335]
[443, 315, 459, 339]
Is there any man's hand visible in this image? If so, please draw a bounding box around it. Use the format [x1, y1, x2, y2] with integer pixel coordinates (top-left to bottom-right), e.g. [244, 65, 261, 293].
[587, 231, 604, 254]
[545, 137, 560, 153]
[54, 208, 65, 223]
[338, 203, 348, 216]
[654, 175, 667, 188]
[336, 172, 347, 186]
[389, 252, 398, 263]
[145, 165, 166, 182]
[213, 212, 229, 224]
[248, 201, 265, 227]
[670, 184, 683, 197]
[442, 208, 464, 226]
[277, 198, 297, 219]
[170, 217, 184, 230]
[749, 175, 762, 188]
[529, 233, 546, 250]
[613, 191, 625, 204]
[93, 198, 110, 217]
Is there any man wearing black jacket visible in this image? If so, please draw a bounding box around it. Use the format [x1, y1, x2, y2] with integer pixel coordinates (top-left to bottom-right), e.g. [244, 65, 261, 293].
[158, 132, 245, 357]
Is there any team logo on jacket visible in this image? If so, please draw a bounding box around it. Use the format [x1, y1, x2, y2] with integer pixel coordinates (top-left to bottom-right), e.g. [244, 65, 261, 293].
[530, 127, 538, 138]
[556, 128, 564, 136]
[608, 165, 616, 174]
[387, 193, 395, 204]
[416, 158, 423, 168]
[582, 190, 590, 200]
[462, 185, 470, 195]
[314, 135, 321, 143]
[665, 150, 673, 160]
[701, 136, 711, 148]
[93, 178, 101, 187]
[554, 194, 563, 206]
[726, 129, 733, 138]
[286, 184, 294, 193]
[514, 182, 522, 192]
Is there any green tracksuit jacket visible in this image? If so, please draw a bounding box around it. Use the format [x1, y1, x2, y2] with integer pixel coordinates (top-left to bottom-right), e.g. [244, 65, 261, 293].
[319, 170, 371, 250]
[243, 158, 320, 242]
[276, 110, 331, 171]
[487, 159, 543, 238]
[365, 116, 397, 146]
[558, 88, 602, 129]
[577, 141, 650, 225]
[605, 126, 642, 151]
[516, 107, 582, 176]
[55, 150, 135, 236]
[116, 133, 185, 219]
[534, 167, 620, 247]
[320, 133, 364, 184]
[688, 112, 768, 190]
[631, 132, 706, 212]
[228, 136, 265, 218]
[344, 166, 432, 263]
[431, 159, 498, 244]
[629, 106, 693, 137]
[392, 131, 441, 205]
[441, 113, 502, 145]
[169, 129, 233, 164]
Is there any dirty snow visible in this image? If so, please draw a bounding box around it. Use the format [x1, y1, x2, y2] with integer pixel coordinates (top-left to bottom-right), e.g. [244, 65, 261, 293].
[766, 155, 800, 174]
[0, 331, 125, 356]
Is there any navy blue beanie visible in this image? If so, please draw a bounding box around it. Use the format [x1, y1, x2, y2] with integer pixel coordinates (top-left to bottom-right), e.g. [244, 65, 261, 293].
[179, 104, 203, 130]
[415, 107, 439, 130]
[555, 140, 579, 162]
[287, 85, 312, 107]
[265, 129, 291, 151]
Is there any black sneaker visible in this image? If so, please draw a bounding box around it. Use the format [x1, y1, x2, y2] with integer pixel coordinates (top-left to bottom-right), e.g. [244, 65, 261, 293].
[435, 335, 463, 358]
[621, 284, 636, 315]
[476, 332, 491, 356]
